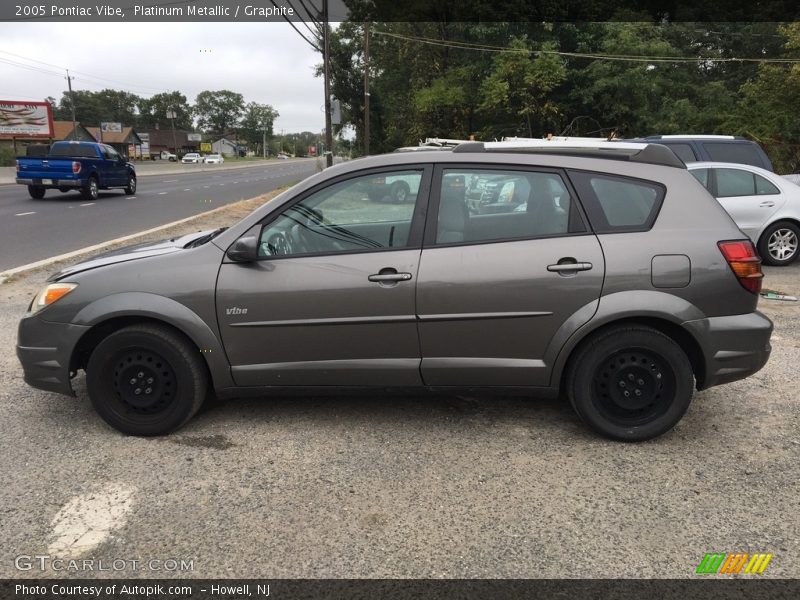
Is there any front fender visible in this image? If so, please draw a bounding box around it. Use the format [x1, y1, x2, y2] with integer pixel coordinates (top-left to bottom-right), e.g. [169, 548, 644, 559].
[547, 290, 706, 387]
[71, 292, 234, 390]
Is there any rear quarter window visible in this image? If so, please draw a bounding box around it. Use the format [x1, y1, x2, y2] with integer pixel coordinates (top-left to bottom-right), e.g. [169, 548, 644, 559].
[568, 171, 665, 233]
[702, 142, 765, 168]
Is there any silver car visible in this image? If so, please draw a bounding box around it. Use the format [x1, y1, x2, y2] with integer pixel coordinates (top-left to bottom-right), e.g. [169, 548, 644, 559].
[688, 161, 800, 265]
[17, 140, 772, 441]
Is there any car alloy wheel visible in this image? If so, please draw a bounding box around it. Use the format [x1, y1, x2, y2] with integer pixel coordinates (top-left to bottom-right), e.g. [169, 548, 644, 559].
[758, 221, 800, 266]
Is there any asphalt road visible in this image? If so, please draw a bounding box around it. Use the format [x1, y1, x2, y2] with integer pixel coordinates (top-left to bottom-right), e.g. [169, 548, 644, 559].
[0, 191, 797, 582]
[0, 159, 317, 271]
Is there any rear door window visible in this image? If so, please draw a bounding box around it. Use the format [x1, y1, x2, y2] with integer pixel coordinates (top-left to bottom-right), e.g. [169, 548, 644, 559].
[715, 168, 756, 197]
[569, 172, 664, 233]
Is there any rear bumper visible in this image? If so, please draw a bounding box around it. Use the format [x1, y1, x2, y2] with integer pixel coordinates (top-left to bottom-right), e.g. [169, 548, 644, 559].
[683, 311, 773, 390]
[16, 177, 81, 187]
[17, 315, 89, 396]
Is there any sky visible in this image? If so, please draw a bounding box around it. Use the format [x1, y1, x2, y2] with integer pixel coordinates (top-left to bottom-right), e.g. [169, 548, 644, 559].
[0, 22, 327, 134]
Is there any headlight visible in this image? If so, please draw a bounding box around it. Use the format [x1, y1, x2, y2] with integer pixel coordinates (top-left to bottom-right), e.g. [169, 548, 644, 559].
[31, 283, 78, 313]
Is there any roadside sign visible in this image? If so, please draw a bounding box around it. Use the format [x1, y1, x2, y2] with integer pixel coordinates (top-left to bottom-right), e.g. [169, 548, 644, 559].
[101, 122, 122, 133]
[0, 100, 54, 137]
[200, 142, 212, 152]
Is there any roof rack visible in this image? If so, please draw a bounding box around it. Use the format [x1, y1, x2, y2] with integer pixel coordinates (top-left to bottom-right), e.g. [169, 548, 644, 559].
[451, 140, 685, 168]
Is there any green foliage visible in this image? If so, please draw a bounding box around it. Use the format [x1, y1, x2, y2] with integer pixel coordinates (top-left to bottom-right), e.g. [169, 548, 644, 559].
[194, 90, 246, 137]
[53, 88, 140, 127]
[138, 91, 193, 130]
[238, 102, 279, 153]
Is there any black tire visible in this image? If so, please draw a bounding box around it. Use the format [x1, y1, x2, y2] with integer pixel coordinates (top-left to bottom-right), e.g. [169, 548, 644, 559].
[81, 176, 98, 201]
[59, 187, 70, 193]
[565, 325, 694, 442]
[390, 181, 410, 203]
[757, 221, 800, 266]
[124, 174, 137, 195]
[28, 185, 45, 199]
[86, 324, 208, 436]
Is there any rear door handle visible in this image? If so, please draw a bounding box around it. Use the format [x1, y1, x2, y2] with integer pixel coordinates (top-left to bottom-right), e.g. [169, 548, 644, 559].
[368, 271, 412, 283]
[547, 262, 593, 273]
[759, 201, 775, 207]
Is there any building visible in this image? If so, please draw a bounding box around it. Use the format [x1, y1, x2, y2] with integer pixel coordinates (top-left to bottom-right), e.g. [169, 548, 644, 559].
[86, 126, 143, 159]
[212, 137, 246, 157]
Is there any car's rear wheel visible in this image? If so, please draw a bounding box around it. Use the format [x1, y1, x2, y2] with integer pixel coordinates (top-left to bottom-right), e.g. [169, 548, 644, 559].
[565, 325, 694, 441]
[28, 185, 45, 199]
[86, 324, 208, 436]
[81, 176, 98, 200]
[390, 181, 410, 203]
[124, 174, 136, 195]
[758, 221, 800, 266]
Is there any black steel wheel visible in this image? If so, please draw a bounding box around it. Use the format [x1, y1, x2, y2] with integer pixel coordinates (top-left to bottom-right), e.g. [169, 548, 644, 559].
[86, 324, 208, 435]
[566, 325, 694, 441]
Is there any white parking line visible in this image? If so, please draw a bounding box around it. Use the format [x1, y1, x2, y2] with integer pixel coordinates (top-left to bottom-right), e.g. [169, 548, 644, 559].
[48, 483, 136, 558]
[125, 196, 136, 199]
[162, 179, 178, 183]
[15, 211, 35, 216]
[158, 191, 168, 195]
[183, 188, 191, 191]
[80, 202, 94, 207]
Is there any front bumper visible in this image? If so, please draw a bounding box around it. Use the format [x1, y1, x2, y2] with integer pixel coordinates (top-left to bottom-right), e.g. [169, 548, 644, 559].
[683, 310, 773, 390]
[16, 177, 81, 187]
[17, 314, 90, 396]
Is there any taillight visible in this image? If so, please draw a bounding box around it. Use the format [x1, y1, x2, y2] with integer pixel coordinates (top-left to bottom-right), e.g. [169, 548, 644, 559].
[72, 161, 81, 174]
[15, 159, 19, 169]
[718, 240, 763, 294]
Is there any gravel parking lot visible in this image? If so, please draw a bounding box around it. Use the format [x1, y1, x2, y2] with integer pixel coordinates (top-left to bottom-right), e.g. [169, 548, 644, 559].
[0, 192, 798, 581]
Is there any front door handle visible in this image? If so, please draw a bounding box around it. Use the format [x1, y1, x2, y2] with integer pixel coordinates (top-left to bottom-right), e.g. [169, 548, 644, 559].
[547, 262, 593, 273]
[368, 270, 412, 283]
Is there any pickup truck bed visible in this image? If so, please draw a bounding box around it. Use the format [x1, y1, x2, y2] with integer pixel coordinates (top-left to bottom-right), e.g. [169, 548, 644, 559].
[16, 141, 137, 200]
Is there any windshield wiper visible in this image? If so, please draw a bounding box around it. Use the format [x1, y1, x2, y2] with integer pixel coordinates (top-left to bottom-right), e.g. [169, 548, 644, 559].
[185, 227, 228, 248]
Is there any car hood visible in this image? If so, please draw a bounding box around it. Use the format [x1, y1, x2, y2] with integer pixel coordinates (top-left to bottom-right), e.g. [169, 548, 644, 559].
[47, 229, 217, 281]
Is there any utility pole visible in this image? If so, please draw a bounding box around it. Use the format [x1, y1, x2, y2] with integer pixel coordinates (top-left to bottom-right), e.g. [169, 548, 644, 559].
[166, 108, 178, 156]
[364, 22, 370, 156]
[322, 0, 333, 167]
[65, 69, 77, 140]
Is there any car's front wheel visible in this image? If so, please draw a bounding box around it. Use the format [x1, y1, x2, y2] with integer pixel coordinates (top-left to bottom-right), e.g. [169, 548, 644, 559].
[758, 221, 800, 266]
[565, 325, 694, 442]
[86, 324, 208, 436]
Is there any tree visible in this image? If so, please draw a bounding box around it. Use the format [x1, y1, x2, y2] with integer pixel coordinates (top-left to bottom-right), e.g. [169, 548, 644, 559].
[194, 90, 245, 136]
[478, 36, 566, 138]
[137, 91, 192, 130]
[52, 88, 141, 127]
[238, 102, 279, 154]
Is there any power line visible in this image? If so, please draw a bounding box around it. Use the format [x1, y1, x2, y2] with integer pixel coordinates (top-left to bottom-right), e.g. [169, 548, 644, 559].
[372, 30, 800, 64]
[269, 0, 321, 52]
[285, 0, 320, 39]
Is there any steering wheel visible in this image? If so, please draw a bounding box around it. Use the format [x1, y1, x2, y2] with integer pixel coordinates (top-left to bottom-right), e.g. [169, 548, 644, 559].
[265, 232, 293, 256]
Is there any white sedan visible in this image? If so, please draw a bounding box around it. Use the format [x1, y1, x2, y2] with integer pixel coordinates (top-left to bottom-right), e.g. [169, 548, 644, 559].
[688, 162, 800, 265]
[204, 153, 224, 164]
[181, 153, 202, 164]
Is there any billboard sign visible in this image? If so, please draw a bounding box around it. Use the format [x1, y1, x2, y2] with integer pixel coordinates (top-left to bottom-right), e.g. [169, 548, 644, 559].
[200, 142, 212, 152]
[187, 133, 201, 141]
[101, 122, 122, 133]
[0, 101, 54, 137]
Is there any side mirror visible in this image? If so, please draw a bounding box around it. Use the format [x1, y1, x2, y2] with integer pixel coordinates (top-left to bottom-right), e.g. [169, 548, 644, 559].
[226, 235, 259, 262]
